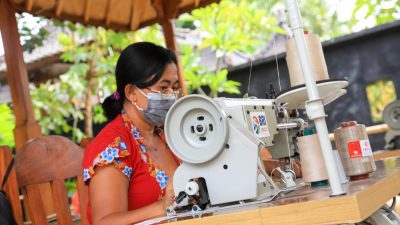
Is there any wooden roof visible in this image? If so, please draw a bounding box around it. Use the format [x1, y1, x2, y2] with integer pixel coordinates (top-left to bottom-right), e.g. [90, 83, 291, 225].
[9, 0, 220, 31]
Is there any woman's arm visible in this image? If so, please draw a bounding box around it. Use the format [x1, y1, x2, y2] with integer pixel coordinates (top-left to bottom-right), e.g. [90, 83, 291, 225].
[90, 166, 173, 225]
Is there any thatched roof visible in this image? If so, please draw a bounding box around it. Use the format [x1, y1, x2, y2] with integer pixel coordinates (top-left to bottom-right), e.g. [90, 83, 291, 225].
[9, 0, 219, 31]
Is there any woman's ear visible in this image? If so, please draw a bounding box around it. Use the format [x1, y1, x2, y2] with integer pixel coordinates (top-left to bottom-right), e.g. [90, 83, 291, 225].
[124, 84, 137, 102]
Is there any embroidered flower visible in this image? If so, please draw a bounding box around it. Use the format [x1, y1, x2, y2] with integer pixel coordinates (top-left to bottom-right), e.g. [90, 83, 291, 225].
[131, 127, 140, 140]
[83, 168, 91, 181]
[100, 147, 119, 163]
[139, 144, 147, 153]
[155, 169, 168, 189]
[119, 141, 127, 150]
[122, 166, 133, 179]
[141, 154, 147, 162]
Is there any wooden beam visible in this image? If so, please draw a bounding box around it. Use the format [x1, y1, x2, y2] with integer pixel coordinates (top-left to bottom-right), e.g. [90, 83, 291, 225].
[130, 0, 145, 31]
[168, 0, 182, 19]
[161, 20, 187, 95]
[84, 0, 92, 22]
[10, 0, 220, 34]
[329, 124, 390, 141]
[55, 0, 64, 17]
[25, 0, 34, 11]
[151, 0, 165, 20]
[374, 149, 400, 160]
[0, 0, 42, 150]
[105, 0, 114, 26]
[153, 0, 187, 95]
[152, 0, 181, 20]
[0, 0, 56, 217]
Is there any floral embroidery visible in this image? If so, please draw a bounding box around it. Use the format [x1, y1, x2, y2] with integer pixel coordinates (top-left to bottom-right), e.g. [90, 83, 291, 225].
[83, 168, 91, 181]
[139, 144, 147, 153]
[131, 127, 140, 140]
[119, 141, 128, 150]
[122, 166, 133, 178]
[155, 169, 169, 189]
[120, 111, 173, 198]
[84, 136, 132, 182]
[100, 147, 119, 163]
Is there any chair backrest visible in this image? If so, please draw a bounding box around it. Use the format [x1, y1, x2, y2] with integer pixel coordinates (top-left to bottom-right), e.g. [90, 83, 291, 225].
[14, 135, 89, 225]
[79, 137, 93, 149]
[0, 146, 24, 225]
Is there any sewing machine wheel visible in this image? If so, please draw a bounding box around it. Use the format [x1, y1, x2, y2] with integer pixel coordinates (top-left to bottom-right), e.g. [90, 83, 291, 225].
[165, 95, 229, 164]
[383, 100, 400, 130]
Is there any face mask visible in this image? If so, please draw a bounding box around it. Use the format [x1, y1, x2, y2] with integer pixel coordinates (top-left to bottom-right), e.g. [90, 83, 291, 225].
[133, 88, 176, 127]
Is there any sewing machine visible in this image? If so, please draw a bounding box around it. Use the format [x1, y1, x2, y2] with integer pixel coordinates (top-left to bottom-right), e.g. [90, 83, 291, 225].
[164, 95, 306, 212]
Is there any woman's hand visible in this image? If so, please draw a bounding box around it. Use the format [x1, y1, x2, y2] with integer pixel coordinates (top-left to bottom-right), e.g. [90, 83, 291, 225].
[264, 159, 302, 178]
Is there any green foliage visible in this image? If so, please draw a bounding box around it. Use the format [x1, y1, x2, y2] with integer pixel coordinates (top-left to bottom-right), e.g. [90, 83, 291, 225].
[298, 0, 352, 40]
[31, 78, 85, 141]
[65, 179, 77, 198]
[204, 69, 241, 97]
[366, 80, 397, 122]
[181, 43, 241, 97]
[0, 104, 15, 148]
[17, 13, 50, 53]
[189, 0, 285, 55]
[179, 0, 286, 96]
[352, 0, 400, 28]
[30, 21, 165, 141]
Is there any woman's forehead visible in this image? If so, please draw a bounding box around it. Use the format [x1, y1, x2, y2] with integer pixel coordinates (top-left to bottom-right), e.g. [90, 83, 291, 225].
[160, 63, 178, 82]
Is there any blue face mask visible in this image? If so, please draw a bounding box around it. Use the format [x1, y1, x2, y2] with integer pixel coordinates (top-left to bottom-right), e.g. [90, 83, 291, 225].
[133, 89, 176, 127]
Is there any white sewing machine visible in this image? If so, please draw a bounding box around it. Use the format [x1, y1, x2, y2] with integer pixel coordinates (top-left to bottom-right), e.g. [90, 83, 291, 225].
[164, 95, 306, 212]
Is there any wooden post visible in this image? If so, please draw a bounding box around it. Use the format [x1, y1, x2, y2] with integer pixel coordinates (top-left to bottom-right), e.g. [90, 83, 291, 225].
[0, 0, 54, 216]
[0, 0, 41, 150]
[161, 20, 187, 95]
[153, 0, 187, 95]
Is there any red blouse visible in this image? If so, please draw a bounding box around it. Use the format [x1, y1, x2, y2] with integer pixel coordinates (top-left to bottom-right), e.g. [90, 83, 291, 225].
[82, 112, 179, 222]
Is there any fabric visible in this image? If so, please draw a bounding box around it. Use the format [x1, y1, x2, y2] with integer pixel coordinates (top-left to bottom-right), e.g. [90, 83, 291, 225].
[0, 191, 17, 225]
[82, 112, 180, 222]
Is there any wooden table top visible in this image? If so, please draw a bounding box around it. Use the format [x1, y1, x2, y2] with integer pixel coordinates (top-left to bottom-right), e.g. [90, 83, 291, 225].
[157, 157, 400, 225]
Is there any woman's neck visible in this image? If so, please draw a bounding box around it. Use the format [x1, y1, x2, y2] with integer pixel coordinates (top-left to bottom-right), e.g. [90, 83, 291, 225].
[123, 101, 154, 136]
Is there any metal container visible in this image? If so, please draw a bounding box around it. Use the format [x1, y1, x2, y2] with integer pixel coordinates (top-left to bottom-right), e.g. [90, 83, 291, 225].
[334, 121, 376, 180]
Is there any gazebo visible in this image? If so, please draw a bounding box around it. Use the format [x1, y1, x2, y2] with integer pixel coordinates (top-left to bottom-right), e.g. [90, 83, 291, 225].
[0, 0, 220, 150]
[0, 0, 219, 217]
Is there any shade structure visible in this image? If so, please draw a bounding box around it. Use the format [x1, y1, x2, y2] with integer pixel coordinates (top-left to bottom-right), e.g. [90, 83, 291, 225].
[9, 0, 219, 31]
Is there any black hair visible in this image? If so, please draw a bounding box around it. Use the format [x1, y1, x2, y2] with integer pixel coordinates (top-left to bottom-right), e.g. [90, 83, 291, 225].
[102, 42, 177, 121]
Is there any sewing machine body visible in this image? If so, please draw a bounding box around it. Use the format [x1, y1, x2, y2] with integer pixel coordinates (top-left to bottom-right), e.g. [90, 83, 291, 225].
[165, 95, 302, 209]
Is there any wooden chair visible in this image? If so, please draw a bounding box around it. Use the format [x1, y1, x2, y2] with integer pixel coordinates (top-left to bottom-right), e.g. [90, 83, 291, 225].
[0, 146, 24, 225]
[1, 136, 90, 225]
[79, 138, 93, 149]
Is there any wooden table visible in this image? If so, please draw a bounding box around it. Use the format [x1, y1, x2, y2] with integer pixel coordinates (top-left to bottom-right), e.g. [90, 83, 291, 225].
[162, 157, 400, 225]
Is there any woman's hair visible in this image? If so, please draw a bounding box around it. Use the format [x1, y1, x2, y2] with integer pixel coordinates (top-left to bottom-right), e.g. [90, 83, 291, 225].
[102, 42, 177, 121]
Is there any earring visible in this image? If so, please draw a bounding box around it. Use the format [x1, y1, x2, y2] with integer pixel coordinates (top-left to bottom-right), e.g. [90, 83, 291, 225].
[131, 98, 143, 111]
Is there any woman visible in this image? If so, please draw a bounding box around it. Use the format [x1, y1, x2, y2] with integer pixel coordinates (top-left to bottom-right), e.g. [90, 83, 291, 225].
[83, 42, 180, 225]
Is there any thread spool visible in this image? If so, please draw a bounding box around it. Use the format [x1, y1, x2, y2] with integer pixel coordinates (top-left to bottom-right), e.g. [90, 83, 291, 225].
[285, 32, 329, 87]
[298, 129, 328, 187]
[334, 121, 376, 180]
